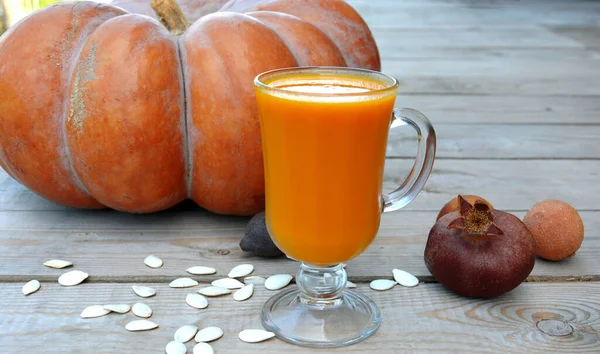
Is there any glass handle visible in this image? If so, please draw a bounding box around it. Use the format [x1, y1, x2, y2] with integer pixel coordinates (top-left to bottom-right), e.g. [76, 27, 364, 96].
[383, 108, 437, 213]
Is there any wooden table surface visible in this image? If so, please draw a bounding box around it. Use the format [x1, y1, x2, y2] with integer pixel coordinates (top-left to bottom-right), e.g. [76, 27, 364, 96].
[1, 0, 599, 353]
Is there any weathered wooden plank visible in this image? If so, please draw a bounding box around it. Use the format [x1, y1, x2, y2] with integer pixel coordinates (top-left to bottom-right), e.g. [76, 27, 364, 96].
[347, 0, 600, 28]
[394, 160, 599, 212]
[383, 57, 600, 95]
[1, 282, 598, 353]
[383, 47, 598, 63]
[0, 209, 596, 281]
[395, 95, 600, 124]
[374, 27, 584, 50]
[1, 159, 598, 211]
[388, 125, 600, 159]
[387, 160, 599, 212]
[548, 25, 600, 48]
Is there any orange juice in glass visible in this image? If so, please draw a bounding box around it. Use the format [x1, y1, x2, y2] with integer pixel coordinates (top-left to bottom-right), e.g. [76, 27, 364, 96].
[255, 67, 436, 348]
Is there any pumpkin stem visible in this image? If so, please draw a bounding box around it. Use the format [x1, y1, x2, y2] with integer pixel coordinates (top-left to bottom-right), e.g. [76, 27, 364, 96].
[151, 0, 189, 35]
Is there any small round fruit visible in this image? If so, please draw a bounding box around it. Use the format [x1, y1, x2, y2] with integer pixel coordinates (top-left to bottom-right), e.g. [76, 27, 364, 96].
[523, 200, 584, 261]
[437, 195, 493, 220]
[240, 212, 284, 258]
[425, 196, 535, 298]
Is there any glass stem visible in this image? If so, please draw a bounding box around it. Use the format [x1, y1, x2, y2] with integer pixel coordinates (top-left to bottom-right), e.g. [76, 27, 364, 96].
[297, 263, 347, 307]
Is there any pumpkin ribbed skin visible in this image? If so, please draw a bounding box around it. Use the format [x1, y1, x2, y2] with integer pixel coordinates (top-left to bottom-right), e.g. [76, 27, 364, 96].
[0, 0, 380, 215]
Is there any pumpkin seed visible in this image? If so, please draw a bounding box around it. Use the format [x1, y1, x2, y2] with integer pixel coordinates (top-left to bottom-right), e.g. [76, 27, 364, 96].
[211, 278, 244, 289]
[165, 340, 186, 354]
[43, 259, 72, 269]
[125, 319, 158, 332]
[265, 274, 292, 290]
[345, 280, 357, 288]
[58, 270, 88, 286]
[197, 286, 231, 297]
[143, 255, 163, 268]
[228, 264, 254, 278]
[392, 269, 419, 287]
[195, 327, 223, 343]
[186, 293, 208, 309]
[174, 325, 198, 343]
[132, 303, 152, 318]
[244, 276, 265, 285]
[81, 305, 111, 318]
[103, 304, 130, 314]
[132, 285, 156, 298]
[238, 329, 275, 343]
[170, 278, 199, 288]
[369, 279, 396, 291]
[193, 342, 213, 354]
[22, 280, 40, 296]
[233, 284, 254, 301]
[186, 266, 216, 275]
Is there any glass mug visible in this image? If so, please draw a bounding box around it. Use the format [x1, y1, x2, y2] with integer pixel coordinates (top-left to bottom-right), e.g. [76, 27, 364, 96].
[254, 67, 436, 348]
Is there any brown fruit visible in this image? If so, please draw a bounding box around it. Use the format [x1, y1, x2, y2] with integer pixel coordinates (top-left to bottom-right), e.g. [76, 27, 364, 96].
[425, 196, 535, 298]
[436, 195, 493, 220]
[523, 200, 584, 261]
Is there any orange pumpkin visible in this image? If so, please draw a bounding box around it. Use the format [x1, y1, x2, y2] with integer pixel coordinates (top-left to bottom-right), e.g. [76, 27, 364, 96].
[0, 0, 380, 215]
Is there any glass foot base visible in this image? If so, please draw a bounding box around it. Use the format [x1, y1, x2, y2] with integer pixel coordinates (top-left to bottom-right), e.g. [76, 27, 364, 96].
[261, 286, 381, 348]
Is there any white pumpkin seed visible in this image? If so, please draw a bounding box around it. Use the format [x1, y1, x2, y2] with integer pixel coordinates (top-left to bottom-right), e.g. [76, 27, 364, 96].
[238, 329, 275, 343]
[132, 303, 152, 318]
[43, 259, 72, 269]
[193, 342, 213, 354]
[197, 286, 231, 297]
[170, 277, 199, 288]
[233, 284, 254, 301]
[228, 264, 254, 278]
[81, 305, 111, 318]
[103, 304, 130, 314]
[369, 279, 396, 291]
[174, 325, 198, 343]
[244, 276, 265, 285]
[186, 293, 208, 309]
[265, 274, 292, 290]
[345, 280, 357, 288]
[211, 278, 244, 289]
[58, 270, 88, 286]
[186, 266, 216, 275]
[195, 327, 223, 343]
[165, 340, 186, 354]
[125, 319, 158, 332]
[132, 285, 156, 298]
[22, 280, 40, 296]
[392, 269, 419, 287]
[143, 255, 163, 268]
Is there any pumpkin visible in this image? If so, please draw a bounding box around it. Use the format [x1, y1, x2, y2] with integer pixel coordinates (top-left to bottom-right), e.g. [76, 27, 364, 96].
[111, 0, 228, 22]
[0, 0, 380, 215]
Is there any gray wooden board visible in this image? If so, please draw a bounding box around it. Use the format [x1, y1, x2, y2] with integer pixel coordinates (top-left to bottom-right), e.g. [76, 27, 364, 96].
[374, 27, 585, 50]
[383, 57, 600, 95]
[395, 95, 600, 125]
[0, 210, 596, 281]
[347, 0, 600, 27]
[387, 124, 600, 159]
[1, 159, 599, 212]
[1, 282, 598, 353]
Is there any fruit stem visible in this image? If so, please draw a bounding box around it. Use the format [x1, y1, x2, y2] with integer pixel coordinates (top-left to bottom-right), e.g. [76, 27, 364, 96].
[151, 0, 189, 35]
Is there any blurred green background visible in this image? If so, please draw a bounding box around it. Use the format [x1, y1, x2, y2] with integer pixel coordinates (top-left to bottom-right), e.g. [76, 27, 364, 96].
[1, 0, 79, 35]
